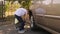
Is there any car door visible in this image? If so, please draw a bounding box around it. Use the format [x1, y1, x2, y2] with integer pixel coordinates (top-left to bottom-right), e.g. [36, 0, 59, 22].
[32, 0, 60, 33]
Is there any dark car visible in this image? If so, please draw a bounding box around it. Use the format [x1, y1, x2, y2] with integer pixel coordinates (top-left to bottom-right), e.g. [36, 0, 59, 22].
[30, 0, 60, 34]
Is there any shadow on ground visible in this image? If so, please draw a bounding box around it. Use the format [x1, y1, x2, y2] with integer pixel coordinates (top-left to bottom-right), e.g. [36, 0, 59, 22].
[0, 23, 51, 34]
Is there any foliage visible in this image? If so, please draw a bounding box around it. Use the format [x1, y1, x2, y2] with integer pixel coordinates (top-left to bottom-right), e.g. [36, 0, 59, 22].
[0, 6, 3, 16]
[4, 1, 20, 17]
[4, 0, 32, 16]
[5, 1, 10, 12]
[18, 0, 32, 9]
[5, 0, 32, 10]
[5, 1, 20, 12]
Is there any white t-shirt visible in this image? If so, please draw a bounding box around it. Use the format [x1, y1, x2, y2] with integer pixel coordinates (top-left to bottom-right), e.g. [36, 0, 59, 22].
[14, 8, 27, 16]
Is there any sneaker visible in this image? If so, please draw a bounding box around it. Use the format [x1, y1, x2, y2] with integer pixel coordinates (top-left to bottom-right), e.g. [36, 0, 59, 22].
[18, 30, 25, 33]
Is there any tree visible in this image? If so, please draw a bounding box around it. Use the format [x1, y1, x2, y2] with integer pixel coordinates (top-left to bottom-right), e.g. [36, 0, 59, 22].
[5, 0, 16, 4]
[18, 0, 32, 9]
[5, 0, 32, 9]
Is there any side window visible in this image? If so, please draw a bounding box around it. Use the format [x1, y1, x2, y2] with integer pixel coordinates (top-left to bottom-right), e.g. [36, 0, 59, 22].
[31, 0, 60, 16]
[35, 8, 46, 15]
[43, 0, 60, 16]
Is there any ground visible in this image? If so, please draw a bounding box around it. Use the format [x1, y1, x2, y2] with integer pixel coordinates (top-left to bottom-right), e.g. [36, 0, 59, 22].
[0, 21, 51, 34]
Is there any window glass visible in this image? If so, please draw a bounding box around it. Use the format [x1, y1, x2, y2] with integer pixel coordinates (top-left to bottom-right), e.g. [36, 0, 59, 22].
[43, 0, 60, 16]
[31, 0, 60, 16]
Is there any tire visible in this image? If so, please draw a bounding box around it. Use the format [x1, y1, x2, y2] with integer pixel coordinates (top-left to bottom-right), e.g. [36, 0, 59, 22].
[30, 16, 34, 28]
[30, 16, 43, 31]
[30, 16, 38, 30]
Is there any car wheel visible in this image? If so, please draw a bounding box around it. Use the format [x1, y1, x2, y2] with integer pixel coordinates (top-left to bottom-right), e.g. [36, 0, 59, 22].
[30, 16, 43, 31]
[30, 16, 38, 30]
[30, 16, 34, 28]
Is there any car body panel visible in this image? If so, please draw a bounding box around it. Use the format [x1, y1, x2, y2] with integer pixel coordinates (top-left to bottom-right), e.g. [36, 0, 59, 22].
[31, 0, 60, 33]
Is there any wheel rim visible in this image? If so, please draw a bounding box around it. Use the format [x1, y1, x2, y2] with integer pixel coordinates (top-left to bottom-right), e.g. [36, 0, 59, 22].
[30, 16, 34, 28]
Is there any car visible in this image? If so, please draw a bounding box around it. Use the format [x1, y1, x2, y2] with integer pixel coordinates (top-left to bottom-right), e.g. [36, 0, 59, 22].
[30, 0, 60, 34]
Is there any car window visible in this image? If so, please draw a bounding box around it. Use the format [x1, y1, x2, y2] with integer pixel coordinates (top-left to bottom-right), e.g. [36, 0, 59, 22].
[35, 8, 46, 15]
[31, 0, 60, 16]
[43, 0, 60, 16]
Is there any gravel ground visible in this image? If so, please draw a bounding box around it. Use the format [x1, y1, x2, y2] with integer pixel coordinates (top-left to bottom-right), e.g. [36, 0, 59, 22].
[0, 22, 51, 34]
